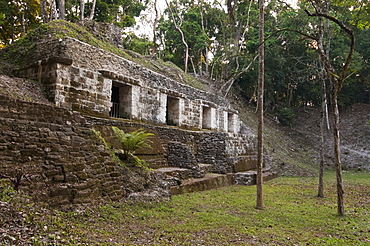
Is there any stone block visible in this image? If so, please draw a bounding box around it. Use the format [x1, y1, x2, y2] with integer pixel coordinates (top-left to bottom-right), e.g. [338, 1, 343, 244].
[75, 171, 88, 180]
[49, 185, 71, 197]
[233, 156, 257, 172]
[63, 163, 85, 172]
[65, 174, 79, 182]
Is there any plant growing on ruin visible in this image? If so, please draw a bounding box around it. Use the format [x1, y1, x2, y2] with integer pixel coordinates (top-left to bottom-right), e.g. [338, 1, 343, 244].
[112, 127, 154, 160]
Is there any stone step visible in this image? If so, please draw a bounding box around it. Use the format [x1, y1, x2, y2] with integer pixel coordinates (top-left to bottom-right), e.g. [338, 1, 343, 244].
[234, 169, 278, 185]
[198, 163, 214, 173]
[156, 167, 194, 180]
[170, 173, 235, 195]
[142, 157, 168, 169]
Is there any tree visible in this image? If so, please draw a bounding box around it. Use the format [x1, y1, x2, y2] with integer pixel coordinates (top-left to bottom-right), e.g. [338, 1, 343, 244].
[164, 0, 189, 73]
[256, 0, 265, 210]
[0, 0, 40, 46]
[304, 0, 355, 216]
[58, 0, 65, 20]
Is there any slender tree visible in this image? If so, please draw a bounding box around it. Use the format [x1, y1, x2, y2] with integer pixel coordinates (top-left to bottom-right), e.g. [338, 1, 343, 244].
[151, 0, 159, 56]
[79, 0, 85, 20]
[40, 0, 48, 23]
[256, 0, 265, 210]
[305, 0, 355, 216]
[88, 0, 96, 20]
[164, 0, 189, 73]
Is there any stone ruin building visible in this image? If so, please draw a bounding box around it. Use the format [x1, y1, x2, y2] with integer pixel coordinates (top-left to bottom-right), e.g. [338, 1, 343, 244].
[0, 29, 275, 206]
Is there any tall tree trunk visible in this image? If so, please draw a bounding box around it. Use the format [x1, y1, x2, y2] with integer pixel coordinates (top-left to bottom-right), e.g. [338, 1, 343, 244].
[58, 0, 65, 20]
[40, 0, 48, 23]
[151, 0, 158, 56]
[332, 91, 345, 215]
[80, 0, 85, 21]
[88, 0, 96, 20]
[256, 0, 265, 210]
[317, 5, 326, 198]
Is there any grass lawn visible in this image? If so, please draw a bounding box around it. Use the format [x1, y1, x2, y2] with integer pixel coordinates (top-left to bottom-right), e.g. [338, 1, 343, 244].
[2, 171, 370, 245]
[40, 171, 369, 245]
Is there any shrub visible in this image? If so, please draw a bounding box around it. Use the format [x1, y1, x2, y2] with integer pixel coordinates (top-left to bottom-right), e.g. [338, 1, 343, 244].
[112, 127, 154, 160]
[277, 108, 295, 126]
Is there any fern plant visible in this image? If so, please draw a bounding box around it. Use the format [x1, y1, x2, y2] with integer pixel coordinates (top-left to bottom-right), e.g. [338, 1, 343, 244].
[112, 126, 154, 160]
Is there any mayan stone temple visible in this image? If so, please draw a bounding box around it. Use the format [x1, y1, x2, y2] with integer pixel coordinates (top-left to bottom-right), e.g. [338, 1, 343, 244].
[0, 24, 275, 206]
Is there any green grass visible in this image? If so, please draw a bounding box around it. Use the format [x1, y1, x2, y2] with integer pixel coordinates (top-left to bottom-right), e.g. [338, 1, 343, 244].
[31, 171, 370, 245]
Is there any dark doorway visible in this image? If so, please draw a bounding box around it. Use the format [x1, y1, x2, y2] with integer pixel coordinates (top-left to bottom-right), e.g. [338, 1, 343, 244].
[110, 86, 120, 118]
[166, 96, 180, 126]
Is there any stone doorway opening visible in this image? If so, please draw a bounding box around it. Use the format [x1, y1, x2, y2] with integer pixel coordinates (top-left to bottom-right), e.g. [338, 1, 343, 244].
[110, 83, 132, 119]
[166, 96, 180, 126]
[202, 106, 212, 129]
[228, 112, 234, 133]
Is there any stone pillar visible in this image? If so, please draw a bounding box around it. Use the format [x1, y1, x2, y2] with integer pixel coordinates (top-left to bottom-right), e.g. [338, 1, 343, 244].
[158, 93, 167, 124]
[101, 77, 113, 113]
[221, 110, 228, 132]
[131, 85, 140, 119]
[178, 98, 184, 127]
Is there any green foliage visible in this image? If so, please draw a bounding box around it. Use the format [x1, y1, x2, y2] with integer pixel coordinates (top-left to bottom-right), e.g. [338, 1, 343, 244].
[0, 0, 41, 47]
[123, 32, 153, 55]
[277, 108, 295, 126]
[130, 155, 150, 169]
[111, 126, 153, 160]
[92, 129, 111, 151]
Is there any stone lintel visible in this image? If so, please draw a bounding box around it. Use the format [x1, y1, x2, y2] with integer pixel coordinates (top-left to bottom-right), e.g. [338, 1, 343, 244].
[99, 69, 140, 86]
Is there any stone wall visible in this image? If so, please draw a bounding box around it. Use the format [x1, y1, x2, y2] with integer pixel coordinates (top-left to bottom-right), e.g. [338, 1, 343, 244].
[0, 94, 169, 206]
[0, 92, 257, 206]
[88, 117, 257, 174]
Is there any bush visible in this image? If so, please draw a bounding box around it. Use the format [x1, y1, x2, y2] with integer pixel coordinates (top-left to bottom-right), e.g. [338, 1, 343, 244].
[112, 127, 154, 160]
[277, 108, 295, 126]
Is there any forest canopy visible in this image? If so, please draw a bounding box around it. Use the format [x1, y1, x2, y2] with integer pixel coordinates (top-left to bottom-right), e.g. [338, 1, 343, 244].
[0, 0, 369, 109]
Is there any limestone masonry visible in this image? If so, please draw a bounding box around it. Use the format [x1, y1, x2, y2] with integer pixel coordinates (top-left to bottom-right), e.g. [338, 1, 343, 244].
[0, 36, 261, 206]
[18, 37, 241, 133]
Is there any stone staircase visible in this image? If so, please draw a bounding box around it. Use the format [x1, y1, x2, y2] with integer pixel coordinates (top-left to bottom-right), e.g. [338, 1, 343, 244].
[153, 161, 277, 195]
[141, 137, 277, 195]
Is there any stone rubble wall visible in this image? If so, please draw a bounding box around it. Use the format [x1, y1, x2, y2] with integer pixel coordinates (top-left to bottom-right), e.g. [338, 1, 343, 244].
[167, 141, 204, 178]
[0, 94, 125, 206]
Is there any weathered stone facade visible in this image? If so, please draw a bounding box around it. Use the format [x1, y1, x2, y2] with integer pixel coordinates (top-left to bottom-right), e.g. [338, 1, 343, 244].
[17, 37, 241, 133]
